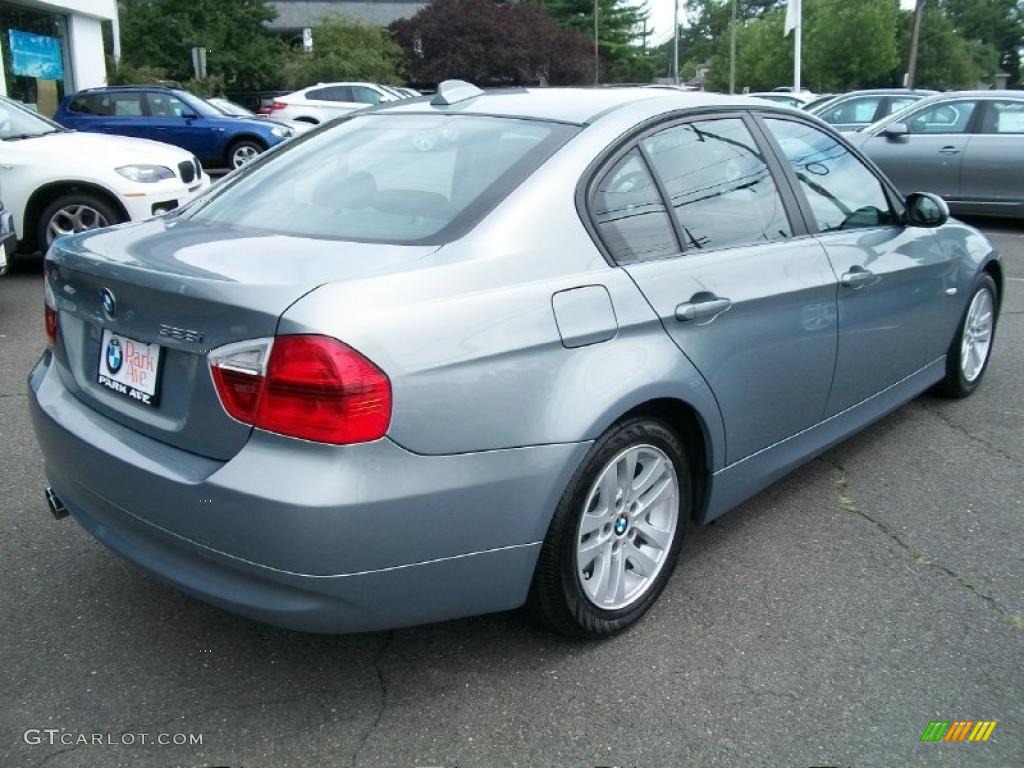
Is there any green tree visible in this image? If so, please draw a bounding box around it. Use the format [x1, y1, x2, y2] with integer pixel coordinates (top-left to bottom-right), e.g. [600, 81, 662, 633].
[116, 0, 286, 91]
[536, 0, 652, 80]
[941, 0, 1024, 84]
[279, 19, 406, 90]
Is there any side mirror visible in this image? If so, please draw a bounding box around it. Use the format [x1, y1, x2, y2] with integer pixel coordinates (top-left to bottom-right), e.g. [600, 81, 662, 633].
[905, 192, 949, 228]
[881, 122, 909, 139]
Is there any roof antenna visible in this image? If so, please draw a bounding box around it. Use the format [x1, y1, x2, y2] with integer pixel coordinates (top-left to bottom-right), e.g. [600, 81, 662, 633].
[431, 80, 484, 106]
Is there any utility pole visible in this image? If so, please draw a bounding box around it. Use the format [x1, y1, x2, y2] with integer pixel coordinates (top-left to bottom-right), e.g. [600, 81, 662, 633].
[673, 0, 679, 85]
[594, 0, 600, 85]
[729, 0, 737, 94]
[907, 0, 925, 89]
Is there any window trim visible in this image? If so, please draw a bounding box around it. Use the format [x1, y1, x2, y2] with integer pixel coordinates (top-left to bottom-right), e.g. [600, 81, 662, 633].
[578, 108, 809, 266]
[750, 111, 907, 237]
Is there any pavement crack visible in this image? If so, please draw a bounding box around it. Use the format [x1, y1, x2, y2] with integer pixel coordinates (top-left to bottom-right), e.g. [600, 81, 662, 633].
[819, 457, 1016, 627]
[349, 631, 394, 768]
[917, 400, 1017, 463]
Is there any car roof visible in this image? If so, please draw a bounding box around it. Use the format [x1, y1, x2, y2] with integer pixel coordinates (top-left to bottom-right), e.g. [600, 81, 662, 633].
[372, 86, 781, 126]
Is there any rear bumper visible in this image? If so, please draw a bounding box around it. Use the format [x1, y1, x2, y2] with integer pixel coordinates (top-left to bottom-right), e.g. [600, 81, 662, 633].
[29, 353, 589, 632]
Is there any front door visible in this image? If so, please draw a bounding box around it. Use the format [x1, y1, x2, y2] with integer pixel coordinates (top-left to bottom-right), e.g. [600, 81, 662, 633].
[860, 98, 979, 199]
[591, 115, 839, 465]
[761, 116, 960, 416]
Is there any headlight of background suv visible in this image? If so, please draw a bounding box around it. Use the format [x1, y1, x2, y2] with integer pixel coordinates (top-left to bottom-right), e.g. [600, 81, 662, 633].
[270, 126, 293, 138]
[116, 165, 175, 183]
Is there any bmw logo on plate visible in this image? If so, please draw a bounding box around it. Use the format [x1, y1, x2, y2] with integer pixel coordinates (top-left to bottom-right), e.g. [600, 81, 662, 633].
[100, 287, 117, 319]
[106, 337, 123, 374]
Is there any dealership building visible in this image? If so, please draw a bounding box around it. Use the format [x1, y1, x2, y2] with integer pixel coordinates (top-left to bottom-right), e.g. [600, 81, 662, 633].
[0, 0, 118, 115]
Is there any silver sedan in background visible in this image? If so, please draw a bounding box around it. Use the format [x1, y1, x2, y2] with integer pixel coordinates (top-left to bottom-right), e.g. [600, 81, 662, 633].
[851, 90, 1024, 219]
[30, 83, 1002, 638]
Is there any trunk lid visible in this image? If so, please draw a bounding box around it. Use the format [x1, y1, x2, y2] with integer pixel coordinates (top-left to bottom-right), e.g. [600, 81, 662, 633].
[47, 217, 438, 460]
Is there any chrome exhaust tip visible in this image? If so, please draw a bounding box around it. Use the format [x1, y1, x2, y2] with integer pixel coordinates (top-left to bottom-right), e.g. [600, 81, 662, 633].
[45, 487, 68, 520]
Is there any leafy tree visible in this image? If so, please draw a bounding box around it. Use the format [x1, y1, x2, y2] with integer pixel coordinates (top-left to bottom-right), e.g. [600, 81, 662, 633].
[535, 0, 649, 79]
[279, 19, 406, 90]
[941, 0, 1024, 84]
[116, 0, 286, 91]
[391, 0, 594, 85]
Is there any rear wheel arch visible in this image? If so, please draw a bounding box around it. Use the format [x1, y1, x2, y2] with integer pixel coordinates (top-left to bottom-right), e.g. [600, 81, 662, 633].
[22, 181, 128, 254]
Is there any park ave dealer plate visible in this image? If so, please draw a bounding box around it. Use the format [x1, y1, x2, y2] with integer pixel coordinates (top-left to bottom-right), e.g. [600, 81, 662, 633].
[97, 328, 162, 407]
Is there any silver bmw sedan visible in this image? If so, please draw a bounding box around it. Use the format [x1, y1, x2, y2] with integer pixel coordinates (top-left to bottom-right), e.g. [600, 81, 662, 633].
[30, 82, 1002, 637]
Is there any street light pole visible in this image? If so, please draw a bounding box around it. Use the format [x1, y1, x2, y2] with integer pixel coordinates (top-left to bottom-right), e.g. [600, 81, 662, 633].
[729, 0, 736, 94]
[907, 0, 925, 89]
[673, 0, 679, 85]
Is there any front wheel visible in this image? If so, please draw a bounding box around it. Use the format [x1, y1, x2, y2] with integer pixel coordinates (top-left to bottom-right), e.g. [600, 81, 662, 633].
[37, 192, 123, 251]
[527, 417, 690, 638]
[936, 273, 998, 398]
[228, 139, 265, 169]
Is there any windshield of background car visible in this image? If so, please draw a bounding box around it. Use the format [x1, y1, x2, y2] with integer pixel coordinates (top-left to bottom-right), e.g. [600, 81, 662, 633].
[0, 96, 60, 138]
[188, 114, 576, 243]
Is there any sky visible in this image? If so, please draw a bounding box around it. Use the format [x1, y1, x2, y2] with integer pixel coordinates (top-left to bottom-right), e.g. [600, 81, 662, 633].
[647, 0, 919, 47]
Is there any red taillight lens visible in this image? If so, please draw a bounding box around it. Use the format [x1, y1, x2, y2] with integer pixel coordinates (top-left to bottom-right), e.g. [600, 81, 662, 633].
[43, 276, 58, 345]
[210, 335, 391, 445]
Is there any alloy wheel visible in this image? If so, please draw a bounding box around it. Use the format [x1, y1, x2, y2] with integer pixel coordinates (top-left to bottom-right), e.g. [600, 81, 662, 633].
[575, 444, 679, 610]
[46, 204, 109, 247]
[961, 287, 994, 383]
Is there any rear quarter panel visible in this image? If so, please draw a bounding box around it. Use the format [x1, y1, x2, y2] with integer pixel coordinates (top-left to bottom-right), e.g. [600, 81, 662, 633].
[277, 102, 727, 465]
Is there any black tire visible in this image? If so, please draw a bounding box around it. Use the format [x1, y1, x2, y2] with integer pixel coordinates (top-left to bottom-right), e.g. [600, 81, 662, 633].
[36, 191, 123, 253]
[935, 273, 999, 398]
[527, 417, 691, 638]
[226, 138, 266, 169]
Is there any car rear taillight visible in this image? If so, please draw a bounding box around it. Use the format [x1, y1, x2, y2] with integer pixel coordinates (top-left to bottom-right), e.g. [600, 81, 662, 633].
[43, 275, 58, 345]
[209, 335, 391, 445]
[269, 101, 286, 112]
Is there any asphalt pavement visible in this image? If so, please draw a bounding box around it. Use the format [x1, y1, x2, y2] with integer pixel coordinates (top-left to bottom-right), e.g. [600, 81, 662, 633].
[1, 220, 1021, 768]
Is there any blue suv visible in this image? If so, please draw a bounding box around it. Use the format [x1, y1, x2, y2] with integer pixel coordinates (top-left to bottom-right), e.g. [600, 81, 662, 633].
[54, 86, 294, 169]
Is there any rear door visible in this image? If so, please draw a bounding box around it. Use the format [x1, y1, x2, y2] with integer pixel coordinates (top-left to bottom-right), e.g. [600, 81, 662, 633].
[860, 98, 979, 198]
[958, 98, 1024, 215]
[760, 115, 959, 415]
[593, 114, 838, 464]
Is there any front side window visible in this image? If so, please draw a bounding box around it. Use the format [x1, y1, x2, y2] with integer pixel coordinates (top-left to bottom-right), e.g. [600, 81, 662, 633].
[190, 114, 573, 244]
[980, 100, 1024, 134]
[906, 100, 976, 134]
[592, 148, 678, 263]
[642, 118, 791, 250]
[765, 118, 897, 233]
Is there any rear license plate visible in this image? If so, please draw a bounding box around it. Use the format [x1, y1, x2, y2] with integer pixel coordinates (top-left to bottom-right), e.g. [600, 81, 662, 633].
[97, 328, 162, 407]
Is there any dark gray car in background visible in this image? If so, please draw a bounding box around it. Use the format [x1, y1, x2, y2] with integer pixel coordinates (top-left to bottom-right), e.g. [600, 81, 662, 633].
[851, 90, 1024, 219]
[29, 83, 1002, 638]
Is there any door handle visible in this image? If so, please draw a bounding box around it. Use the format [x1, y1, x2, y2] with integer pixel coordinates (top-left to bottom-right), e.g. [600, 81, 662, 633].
[840, 266, 875, 289]
[938, 145, 960, 155]
[675, 296, 732, 323]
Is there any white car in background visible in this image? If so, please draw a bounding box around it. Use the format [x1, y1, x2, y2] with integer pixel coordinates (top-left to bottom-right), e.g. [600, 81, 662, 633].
[0, 95, 210, 253]
[267, 82, 401, 124]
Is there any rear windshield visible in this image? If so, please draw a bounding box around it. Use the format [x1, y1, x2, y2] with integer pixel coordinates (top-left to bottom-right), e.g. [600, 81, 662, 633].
[188, 113, 576, 244]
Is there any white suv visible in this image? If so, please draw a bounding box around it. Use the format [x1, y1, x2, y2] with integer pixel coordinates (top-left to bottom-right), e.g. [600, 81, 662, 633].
[0, 95, 211, 253]
[267, 82, 400, 125]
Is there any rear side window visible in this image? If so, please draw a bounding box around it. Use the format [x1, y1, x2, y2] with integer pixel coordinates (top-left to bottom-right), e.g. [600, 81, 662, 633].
[592, 148, 678, 263]
[642, 118, 791, 250]
[190, 114, 574, 244]
[765, 118, 897, 232]
[980, 100, 1024, 134]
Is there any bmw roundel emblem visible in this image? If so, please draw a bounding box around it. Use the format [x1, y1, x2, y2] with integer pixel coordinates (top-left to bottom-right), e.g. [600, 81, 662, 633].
[100, 287, 117, 319]
[106, 337, 123, 374]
